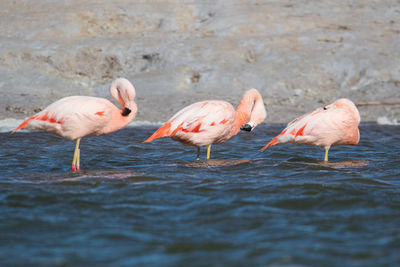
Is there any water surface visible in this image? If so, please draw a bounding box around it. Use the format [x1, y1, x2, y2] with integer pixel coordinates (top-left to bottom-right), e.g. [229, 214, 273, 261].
[1, 123, 399, 266]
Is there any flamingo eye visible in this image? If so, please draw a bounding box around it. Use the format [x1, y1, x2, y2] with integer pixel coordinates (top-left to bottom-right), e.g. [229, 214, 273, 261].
[323, 106, 327, 110]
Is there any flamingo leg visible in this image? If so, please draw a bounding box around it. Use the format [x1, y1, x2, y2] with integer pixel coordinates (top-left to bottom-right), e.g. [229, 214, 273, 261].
[324, 148, 329, 162]
[196, 147, 200, 161]
[72, 138, 81, 171]
[206, 145, 211, 160]
[76, 143, 81, 171]
[72, 145, 77, 171]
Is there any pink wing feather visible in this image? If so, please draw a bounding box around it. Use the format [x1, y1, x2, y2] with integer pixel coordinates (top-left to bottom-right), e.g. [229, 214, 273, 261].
[261, 98, 360, 151]
[261, 107, 327, 151]
[144, 100, 235, 144]
[13, 96, 113, 140]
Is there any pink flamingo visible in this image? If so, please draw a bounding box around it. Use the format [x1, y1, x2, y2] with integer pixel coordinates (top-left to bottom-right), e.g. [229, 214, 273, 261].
[12, 78, 137, 171]
[261, 98, 360, 161]
[143, 88, 267, 160]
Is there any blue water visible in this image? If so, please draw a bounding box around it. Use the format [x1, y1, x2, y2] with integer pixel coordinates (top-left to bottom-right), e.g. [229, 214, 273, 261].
[1, 123, 399, 266]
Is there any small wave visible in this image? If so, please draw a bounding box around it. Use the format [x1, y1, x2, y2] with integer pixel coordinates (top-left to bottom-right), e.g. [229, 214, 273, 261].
[0, 118, 24, 133]
[377, 116, 399, 125]
[127, 120, 163, 127]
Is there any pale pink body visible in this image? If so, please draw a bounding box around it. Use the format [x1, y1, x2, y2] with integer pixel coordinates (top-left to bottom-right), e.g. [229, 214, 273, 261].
[13, 78, 137, 169]
[262, 98, 360, 161]
[16, 95, 135, 140]
[144, 88, 267, 159]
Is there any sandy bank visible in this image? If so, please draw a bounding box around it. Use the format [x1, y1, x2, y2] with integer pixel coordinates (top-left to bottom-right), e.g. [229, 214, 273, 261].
[0, 0, 399, 123]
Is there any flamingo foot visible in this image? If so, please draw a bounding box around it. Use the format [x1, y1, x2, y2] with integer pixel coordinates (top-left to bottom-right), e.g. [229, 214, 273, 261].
[71, 165, 81, 171]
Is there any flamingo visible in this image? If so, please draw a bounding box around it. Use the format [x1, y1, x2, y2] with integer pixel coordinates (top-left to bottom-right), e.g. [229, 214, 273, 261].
[143, 88, 267, 160]
[12, 78, 137, 171]
[261, 98, 360, 161]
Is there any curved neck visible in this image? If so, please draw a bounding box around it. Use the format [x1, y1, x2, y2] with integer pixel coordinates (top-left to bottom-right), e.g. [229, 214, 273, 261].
[109, 78, 136, 110]
[235, 102, 251, 131]
[110, 84, 126, 109]
[234, 89, 264, 131]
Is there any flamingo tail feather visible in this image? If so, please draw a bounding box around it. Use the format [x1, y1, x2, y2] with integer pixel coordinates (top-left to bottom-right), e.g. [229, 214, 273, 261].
[11, 116, 35, 134]
[143, 122, 172, 143]
[260, 137, 278, 151]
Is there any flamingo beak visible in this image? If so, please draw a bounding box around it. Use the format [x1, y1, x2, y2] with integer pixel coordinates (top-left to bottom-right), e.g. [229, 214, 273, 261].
[121, 107, 132, 116]
[240, 124, 253, 132]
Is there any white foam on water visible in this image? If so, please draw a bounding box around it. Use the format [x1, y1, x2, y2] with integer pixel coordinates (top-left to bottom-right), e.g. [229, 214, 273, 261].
[127, 121, 163, 127]
[0, 118, 24, 133]
[376, 116, 400, 125]
[0, 118, 162, 133]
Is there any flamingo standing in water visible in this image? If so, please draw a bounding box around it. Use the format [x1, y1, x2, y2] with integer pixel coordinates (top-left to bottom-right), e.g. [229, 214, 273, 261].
[261, 98, 360, 161]
[12, 78, 137, 171]
[143, 88, 267, 160]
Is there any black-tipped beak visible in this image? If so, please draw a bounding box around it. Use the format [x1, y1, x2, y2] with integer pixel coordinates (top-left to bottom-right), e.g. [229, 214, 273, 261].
[240, 124, 253, 132]
[121, 107, 131, 116]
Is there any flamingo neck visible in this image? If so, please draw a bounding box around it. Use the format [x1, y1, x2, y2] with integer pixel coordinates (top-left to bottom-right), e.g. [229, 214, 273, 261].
[102, 102, 137, 135]
[234, 98, 252, 131]
[233, 89, 266, 132]
[109, 78, 136, 111]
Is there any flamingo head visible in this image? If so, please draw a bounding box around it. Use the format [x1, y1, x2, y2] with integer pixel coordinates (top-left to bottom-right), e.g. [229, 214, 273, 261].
[239, 88, 267, 132]
[240, 121, 255, 132]
[110, 78, 137, 117]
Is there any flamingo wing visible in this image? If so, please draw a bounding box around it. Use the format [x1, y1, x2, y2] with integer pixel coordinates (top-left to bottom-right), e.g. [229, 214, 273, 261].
[261, 106, 327, 150]
[13, 96, 114, 139]
[144, 100, 235, 143]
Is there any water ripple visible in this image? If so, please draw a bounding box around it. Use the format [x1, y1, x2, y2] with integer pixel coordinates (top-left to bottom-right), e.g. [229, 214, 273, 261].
[0, 123, 400, 266]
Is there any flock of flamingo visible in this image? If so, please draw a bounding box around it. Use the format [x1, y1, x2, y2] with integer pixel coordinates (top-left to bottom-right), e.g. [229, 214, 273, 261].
[12, 78, 360, 171]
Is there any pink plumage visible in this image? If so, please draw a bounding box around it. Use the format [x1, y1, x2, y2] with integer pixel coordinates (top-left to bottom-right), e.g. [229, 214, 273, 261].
[144, 88, 267, 160]
[12, 78, 137, 170]
[261, 98, 360, 161]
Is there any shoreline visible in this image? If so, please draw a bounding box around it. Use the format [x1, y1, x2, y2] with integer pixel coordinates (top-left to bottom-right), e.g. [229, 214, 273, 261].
[2, 94, 399, 125]
[1, 116, 398, 135]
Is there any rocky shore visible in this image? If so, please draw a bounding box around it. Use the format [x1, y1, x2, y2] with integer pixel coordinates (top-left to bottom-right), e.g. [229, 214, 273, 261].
[1, 0, 399, 123]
